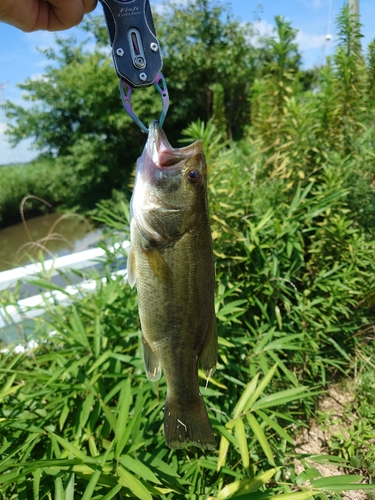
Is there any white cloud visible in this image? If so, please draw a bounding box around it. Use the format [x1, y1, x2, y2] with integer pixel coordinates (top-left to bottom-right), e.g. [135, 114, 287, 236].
[0, 139, 38, 165]
[29, 73, 47, 82]
[296, 30, 327, 50]
[36, 59, 51, 68]
[252, 19, 328, 51]
[23, 26, 89, 54]
[23, 30, 57, 53]
[99, 46, 112, 57]
[152, 0, 190, 15]
[253, 19, 275, 38]
[297, 0, 324, 8]
[244, 19, 275, 47]
[252, 19, 331, 55]
[246, 18, 333, 68]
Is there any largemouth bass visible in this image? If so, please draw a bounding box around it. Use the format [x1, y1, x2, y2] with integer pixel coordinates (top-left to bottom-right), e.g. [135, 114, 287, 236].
[127, 121, 217, 450]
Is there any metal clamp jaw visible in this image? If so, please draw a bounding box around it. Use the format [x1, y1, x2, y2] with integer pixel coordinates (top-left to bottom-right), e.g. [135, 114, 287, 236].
[99, 0, 169, 131]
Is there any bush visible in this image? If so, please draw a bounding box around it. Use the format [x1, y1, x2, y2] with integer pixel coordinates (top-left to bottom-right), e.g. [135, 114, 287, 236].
[0, 157, 68, 227]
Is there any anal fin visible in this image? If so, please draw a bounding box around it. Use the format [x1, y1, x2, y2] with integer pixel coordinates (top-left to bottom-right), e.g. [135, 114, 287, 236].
[142, 336, 162, 382]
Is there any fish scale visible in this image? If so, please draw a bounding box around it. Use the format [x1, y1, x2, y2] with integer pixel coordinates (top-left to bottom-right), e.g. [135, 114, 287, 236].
[128, 121, 217, 449]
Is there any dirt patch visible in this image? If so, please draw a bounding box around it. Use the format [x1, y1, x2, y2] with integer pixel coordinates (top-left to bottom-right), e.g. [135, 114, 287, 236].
[294, 384, 370, 500]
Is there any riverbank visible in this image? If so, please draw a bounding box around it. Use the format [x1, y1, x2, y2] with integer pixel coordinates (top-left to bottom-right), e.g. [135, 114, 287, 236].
[0, 211, 103, 272]
[0, 155, 131, 231]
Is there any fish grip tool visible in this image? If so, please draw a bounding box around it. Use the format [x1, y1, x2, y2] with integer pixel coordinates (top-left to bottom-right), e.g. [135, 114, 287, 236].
[99, 0, 169, 132]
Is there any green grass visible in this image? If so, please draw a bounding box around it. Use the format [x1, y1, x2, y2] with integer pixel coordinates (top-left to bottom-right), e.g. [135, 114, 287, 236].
[0, 239, 372, 499]
[0, 162, 27, 168]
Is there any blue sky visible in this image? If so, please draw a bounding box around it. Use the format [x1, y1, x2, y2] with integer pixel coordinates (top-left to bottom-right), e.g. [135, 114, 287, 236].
[0, 0, 374, 164]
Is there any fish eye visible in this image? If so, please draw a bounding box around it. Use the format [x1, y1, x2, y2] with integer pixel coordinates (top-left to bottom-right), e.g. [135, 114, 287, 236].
[187, 170, 200, 183]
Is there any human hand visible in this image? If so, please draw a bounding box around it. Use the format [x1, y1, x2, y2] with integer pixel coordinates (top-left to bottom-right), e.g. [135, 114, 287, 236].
[0, 0, 97, 32]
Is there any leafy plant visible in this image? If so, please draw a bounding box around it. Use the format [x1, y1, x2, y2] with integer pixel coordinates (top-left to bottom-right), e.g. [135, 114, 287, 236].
[1, 4, 375, 498]
[179, 118, 228, 169]
[0, 283, 368, 498]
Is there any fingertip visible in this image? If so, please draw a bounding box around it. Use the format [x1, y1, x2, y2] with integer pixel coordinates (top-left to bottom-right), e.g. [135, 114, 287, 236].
[83, 0, 98, 14]
[47, 1, 85, 31]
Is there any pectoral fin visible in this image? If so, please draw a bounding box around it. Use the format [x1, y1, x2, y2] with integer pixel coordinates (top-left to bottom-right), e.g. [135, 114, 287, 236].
[142, 245, 172, 282]
[142, 336, 162, 382]
[199, 315, 217, 378]
[127, 245, 137, 288]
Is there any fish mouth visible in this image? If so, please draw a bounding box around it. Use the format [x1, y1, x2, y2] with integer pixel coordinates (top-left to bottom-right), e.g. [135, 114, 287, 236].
[147, 120, 203, 168]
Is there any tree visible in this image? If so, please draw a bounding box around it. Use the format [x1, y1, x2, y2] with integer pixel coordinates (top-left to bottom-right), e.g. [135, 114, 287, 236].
[2, 36, 144, 207]
[2, 1, 270, 208]
[154, 0, 267, 141]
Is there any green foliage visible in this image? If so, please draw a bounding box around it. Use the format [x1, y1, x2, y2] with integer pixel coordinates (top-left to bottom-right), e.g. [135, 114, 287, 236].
[4, 38, 120, 156]
[209, 145, 375, 385]
[250, 16, 310, 179]
[179, 118, 228, 169]
[249, 8, 375, 230]
[155, 0, 268, 142]
[0, 262, 368, 498]
[331, 6, 368, 153]
[1, 5, 375, 497]
[211, 83, 227, 136]
[190, 6, 375, 387]
[368, 39, 375, 107]
[2, 38, 140, 209]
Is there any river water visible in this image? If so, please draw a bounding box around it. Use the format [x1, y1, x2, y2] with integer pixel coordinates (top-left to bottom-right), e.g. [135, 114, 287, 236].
[0, 213, 107, 346]
[0, 212, 103, 272]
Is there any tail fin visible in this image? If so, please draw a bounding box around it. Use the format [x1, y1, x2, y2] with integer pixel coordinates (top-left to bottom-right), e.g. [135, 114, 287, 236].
[164, 394, 216, 450]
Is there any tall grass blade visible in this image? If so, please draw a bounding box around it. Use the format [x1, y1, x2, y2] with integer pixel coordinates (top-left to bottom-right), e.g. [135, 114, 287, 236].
[32, 469, 41, 500]
[217, 435, 231, 472]
[232, 373, 260, 419]
[267, 493, 317, 500]
[246, 413, 275, 466]
[256, 410, 294, 445]
[243, 364, 278, 412]
[50, 434, 96, 463]
[119, 456, 161, 484]
[234, 418, 250, 469]
[217, 468, 280, 499]
[252, 387, 319, 410]
[81, 469, 102, 500]
[117, 465, 153, 500]
[101, 484, 123, 500]
[65, 472, 75, 500]
[54, 476, 64, 500]
[114, 377, 132, 458]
